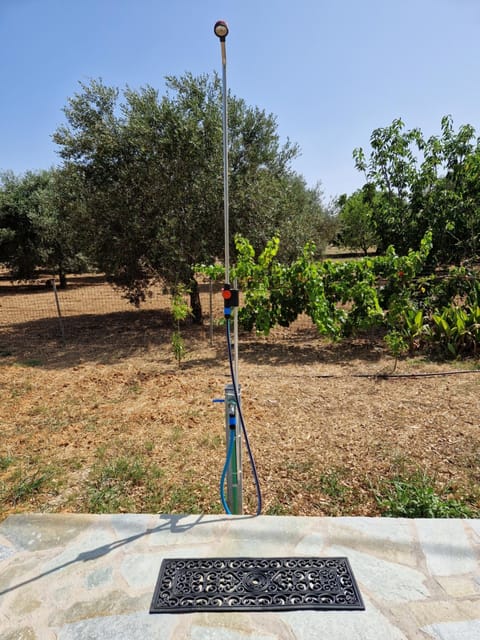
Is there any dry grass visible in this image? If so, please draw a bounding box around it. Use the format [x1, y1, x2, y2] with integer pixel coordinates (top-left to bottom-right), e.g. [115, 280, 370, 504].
[1, 278, 479, 520]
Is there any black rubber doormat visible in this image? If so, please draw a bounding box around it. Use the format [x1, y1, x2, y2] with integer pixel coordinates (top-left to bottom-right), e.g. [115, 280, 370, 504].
[150, 556, 364, 613]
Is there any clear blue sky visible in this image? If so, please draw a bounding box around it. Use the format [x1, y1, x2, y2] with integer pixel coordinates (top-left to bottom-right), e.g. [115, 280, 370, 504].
[1, 0, 479, 201]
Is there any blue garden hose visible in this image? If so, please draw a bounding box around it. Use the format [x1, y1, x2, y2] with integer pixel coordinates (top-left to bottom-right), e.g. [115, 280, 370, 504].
[224, 317, 262, 516]
[220, 427, 235, 515]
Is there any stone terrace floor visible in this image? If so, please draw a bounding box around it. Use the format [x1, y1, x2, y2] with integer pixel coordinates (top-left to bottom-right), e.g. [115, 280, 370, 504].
[0, 514, 479, 639]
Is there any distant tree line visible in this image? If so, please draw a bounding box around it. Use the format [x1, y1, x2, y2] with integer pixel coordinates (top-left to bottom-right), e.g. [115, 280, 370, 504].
[2, 84, 479, 325]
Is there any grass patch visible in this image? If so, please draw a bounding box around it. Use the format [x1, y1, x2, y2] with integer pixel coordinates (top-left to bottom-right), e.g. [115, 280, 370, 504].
[198, 433, 222, 450]
[144, 440, 155, 452]
[162, 470, 221, 514]
[9, 381, 33, 398]
[0, 456, 14, 471]
[169, 425, 183, 443]
[286, 460, 314, 474]
[306, 466, 352, 496]
[318, 468, 351, 501]
[11, 473, 49, 504]
[375, 469, 476, 518]
[86, 453, 163, 513]
[266, 502, 290, 515]
[164, 484, 201, 513]
[1, 465, 55, 506]
[297, 466, 358, 516]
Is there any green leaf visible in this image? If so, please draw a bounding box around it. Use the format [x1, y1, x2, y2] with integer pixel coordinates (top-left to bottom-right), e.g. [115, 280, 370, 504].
[447, 342, 457, 356]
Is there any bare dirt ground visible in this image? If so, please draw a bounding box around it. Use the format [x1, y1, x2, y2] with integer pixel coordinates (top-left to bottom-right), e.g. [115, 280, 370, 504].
[1, 277, 479, 520]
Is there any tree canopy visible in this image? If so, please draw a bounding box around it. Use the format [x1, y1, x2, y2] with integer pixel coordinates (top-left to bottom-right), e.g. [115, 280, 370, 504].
[51, 73, 332, 318]
[0, 168, 87, 286]
[352, 116, 480, 263]
[336, 189, 378, 255]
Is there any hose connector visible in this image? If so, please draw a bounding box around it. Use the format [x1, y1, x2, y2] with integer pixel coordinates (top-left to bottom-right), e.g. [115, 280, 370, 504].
[222, 283, 239, 318]
[228, 401, 236, 429]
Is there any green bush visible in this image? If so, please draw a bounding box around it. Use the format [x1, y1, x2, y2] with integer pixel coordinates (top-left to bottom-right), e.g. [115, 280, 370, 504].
[376, 470, 475, 518]
[426, 305, 480, 357]
[197, 231, 480, 358]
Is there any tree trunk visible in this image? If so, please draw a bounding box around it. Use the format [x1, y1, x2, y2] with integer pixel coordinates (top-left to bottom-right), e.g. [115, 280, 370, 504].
[189, 277, 203, 325]
[58, 265, 67, 289]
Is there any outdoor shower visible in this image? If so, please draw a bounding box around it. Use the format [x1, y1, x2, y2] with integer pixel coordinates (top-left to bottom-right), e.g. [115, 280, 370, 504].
[151, 20, 363, 620]
[213, 21, 262, 516]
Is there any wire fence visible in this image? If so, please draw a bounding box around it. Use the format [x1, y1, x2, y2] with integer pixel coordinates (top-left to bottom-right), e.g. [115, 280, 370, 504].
[0, 274, 168, 326]
[0, 272, 317, 354]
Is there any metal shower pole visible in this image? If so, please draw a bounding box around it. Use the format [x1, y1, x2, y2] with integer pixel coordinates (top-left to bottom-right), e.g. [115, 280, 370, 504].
[214, 20, 243, 514]
[216, 21, 230, 287]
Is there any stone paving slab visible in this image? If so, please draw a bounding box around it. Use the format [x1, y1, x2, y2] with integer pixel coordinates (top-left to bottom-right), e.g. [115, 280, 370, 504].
[0, 514, 479, 639]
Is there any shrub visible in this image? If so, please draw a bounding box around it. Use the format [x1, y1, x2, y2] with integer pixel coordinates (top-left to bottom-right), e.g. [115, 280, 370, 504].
[376, 470, 475, 518]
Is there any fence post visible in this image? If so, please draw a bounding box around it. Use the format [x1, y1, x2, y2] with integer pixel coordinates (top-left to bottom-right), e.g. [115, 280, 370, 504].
[209, 278, 214, 346]
[51, 279, 66, 342]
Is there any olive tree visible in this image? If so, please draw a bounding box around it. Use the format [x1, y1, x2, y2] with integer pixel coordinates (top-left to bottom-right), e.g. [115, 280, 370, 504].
[53, 74, 332, 320]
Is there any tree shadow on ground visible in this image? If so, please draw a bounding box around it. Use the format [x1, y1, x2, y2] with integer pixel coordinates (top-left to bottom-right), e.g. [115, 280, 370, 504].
[0, 313, 387, 371]
[235, 327, 387, 368]
[0, 309, 177, 369]
[0, 273, 109, 295]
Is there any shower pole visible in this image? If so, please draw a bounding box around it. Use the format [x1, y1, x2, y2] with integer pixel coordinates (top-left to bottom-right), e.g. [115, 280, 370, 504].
[214, 20, 243, 514]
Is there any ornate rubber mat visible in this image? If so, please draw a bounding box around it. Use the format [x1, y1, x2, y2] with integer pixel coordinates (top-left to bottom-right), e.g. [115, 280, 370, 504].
[150, 556, 364, 613]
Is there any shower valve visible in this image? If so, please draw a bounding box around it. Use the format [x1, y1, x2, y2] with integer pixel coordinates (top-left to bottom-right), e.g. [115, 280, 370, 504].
[222, 283, 239, 317]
